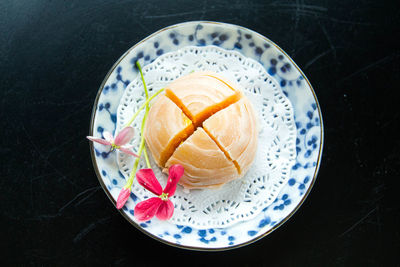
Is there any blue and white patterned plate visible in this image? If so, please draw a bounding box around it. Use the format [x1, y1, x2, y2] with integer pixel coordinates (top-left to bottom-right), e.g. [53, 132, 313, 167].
[89, 21, 323, 250]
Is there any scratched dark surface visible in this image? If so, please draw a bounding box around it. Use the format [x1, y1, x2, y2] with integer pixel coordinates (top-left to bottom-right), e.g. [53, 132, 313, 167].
[1, 0, 399, 266]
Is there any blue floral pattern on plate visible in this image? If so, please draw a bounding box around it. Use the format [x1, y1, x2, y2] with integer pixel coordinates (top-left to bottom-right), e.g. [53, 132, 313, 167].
[89, 21, 323, 250]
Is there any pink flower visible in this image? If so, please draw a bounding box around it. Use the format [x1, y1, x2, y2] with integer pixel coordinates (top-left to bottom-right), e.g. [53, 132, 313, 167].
[134, 164, 184, 221]
[116, 187, 131, 210]
[87, 126, 138, 157]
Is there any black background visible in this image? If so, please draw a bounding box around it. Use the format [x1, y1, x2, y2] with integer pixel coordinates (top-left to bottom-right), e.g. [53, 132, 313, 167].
[1, 0, 399, 266]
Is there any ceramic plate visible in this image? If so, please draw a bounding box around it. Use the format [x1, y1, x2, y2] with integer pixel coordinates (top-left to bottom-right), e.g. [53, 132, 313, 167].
[89, 21, 323, 250]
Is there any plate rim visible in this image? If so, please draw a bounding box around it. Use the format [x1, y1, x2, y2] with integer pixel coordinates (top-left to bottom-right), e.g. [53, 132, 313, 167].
[89, 20, 324, 251]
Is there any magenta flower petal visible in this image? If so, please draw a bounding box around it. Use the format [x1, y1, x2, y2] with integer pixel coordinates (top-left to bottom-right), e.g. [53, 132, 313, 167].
[119, 147, 139, 157]
[136, 169, 163, 196]
[103, 131, 114, 143]
[116, 187, 131, 209]
[87, 136, 112, 146]
[134, 197, 163, 222]
[163, 164, 184, 196]
[155, 199, 174, 220]
[114, 126, 135, 146]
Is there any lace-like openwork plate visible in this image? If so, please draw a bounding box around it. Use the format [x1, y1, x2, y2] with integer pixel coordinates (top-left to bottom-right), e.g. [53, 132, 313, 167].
[90, 21, 323, 250]
[117, 45, 296, 229]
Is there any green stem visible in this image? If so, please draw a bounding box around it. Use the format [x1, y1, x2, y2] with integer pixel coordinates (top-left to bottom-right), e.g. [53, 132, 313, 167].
[136, 61, 149, 99]
[143, 147, 151, 169]
[124, 61, 155, 189]
[124, 109, 149, 189]
[136, 61, 151, 169]
[124, 88, 164, 127]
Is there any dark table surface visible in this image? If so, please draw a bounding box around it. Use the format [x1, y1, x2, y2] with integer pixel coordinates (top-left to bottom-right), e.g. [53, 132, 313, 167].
[1, 0, 399, 265]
